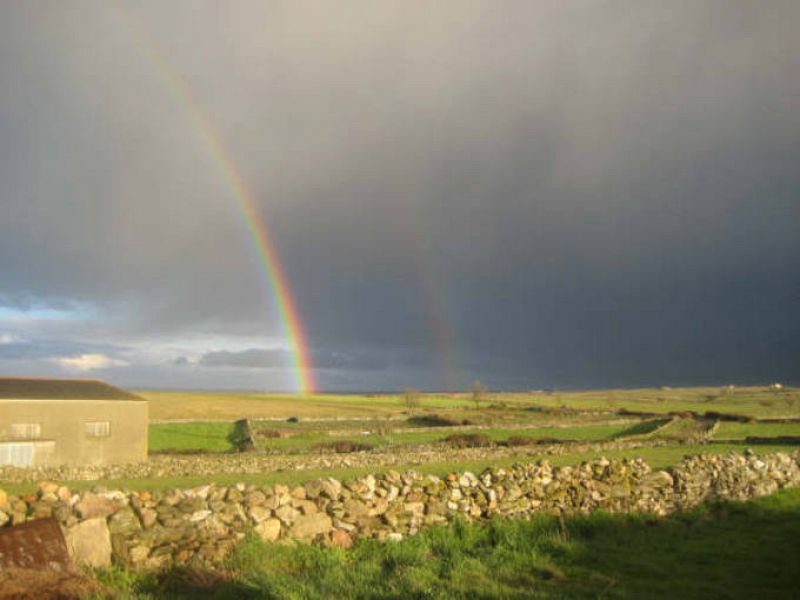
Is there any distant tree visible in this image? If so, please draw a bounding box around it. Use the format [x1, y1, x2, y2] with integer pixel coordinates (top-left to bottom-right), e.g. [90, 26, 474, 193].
[471, 380, 488, 410]
[403, 388, 421, 410]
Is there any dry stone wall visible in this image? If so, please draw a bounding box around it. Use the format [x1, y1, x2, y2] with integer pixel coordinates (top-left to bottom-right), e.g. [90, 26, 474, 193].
[0, 450, 798, 571]
[0, 437, 684, 485]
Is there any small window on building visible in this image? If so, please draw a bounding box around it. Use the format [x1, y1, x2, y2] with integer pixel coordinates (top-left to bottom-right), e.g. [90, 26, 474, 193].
[85, 421, 111, 438]
[0, 442, 34, 467]
[10, 423, 41, 439]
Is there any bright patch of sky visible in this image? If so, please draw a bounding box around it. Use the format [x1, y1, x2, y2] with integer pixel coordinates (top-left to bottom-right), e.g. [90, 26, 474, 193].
[52, 353, 129, 372]
[0, 305, 93, 322]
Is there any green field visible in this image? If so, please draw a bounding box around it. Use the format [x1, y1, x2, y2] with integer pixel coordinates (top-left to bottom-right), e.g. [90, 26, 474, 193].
[5, 385, 797, 496]
[716, 421, 800, 440]
[138, 386, 800, 422]
[146, 418, 645, 455]
[94, 487, 800, 599]
[139, 385, 799, 458]
[149, 422, 239, 454]
[140, 391, 473, 421]
[252, 422, 641, 453]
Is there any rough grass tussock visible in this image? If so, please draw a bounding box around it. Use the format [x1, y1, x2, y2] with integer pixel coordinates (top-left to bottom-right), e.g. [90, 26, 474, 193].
[504, 435, 566, 447]
[443, 433, 492, 448]
[254, 429, 281, 439]
[313, 440, 375, 453]
[406, 415, 467, 427]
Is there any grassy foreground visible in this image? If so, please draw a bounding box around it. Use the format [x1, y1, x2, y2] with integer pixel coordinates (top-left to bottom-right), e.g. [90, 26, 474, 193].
[95, 488, 800, 599]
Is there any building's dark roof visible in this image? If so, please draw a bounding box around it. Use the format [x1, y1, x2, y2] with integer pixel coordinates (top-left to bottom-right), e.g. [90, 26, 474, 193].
[0, 377, 144, 401]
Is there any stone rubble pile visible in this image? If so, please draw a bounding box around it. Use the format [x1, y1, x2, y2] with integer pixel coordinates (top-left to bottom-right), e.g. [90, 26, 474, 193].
[0, 450, 797, 571]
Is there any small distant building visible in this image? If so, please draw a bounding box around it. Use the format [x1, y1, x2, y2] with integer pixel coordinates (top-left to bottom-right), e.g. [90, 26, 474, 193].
[0, 377, 148, 467]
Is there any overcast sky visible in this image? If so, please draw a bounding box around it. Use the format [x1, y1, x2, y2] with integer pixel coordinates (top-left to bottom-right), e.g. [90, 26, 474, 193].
[1, 1, 798, 391]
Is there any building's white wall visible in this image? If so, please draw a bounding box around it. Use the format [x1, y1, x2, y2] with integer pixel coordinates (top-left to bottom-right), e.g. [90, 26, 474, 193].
[0, 400, 148, 466]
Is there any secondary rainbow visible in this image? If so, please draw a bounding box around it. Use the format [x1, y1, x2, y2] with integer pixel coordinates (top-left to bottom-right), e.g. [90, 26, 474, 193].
[122, 15, 315, 393]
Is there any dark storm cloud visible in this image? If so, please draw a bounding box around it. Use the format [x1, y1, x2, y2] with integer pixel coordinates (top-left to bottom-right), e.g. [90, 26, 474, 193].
[198, 347, 390, 371]
[0, 1, 798, 390]
[0, 338, 126, 361]
[199, 348, 289, 369]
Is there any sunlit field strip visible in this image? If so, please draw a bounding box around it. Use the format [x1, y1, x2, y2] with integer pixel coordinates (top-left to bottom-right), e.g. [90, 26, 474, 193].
[138, 387, 800, 421]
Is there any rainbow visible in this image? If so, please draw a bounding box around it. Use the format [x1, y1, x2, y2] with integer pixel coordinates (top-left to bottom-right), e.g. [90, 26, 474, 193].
[120, 14, 315, 393]
[395, 208, 460, 391]
[418, 256, 459, 392]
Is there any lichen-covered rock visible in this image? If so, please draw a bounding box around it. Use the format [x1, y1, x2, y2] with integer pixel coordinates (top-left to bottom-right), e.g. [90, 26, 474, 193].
[75, 493, 116, 519]
[64, 517, 112, 568]
[326, 528, 353, 548]
[136, 507, 157, 529]
[109, 508, 142, 535]
[275, 505, 299, 524]
[343, 498, 369, 518]
[289, 513, 333, 541]
[248, 505, 272, 524]
[254, 518, 282, 542]
[245, 490, 267, 506]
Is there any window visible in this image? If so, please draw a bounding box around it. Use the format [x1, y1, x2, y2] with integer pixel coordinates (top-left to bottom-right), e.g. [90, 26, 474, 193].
[0, 442, 34, 467]
[85, 421, 111, 438]
[10, 423, 41, 439]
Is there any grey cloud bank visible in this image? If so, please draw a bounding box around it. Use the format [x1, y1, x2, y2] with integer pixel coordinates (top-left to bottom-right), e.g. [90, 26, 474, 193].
[0, 1, 798, 391]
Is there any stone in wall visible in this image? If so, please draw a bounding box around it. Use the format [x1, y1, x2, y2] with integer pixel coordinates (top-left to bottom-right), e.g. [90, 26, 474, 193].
[64, 518, 112, 568]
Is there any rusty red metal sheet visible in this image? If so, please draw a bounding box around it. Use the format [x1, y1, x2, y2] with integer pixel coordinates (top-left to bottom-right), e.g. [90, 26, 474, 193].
[0, 518, 71, 571]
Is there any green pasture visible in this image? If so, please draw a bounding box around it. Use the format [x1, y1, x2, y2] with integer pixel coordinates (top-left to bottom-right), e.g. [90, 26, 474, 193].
[253, 419, 408, 432]
[525, 387, 800, 418]
[145, 418, 647, 454]
[148, 422, 239, 454]
[250, 411, 618, 432]
[715, 421, 800, 440]
[95, 487, 800, 599]
[140, 391, 474, 422]
[139, 386, 800, 424]
[252, 421, 643, 452]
